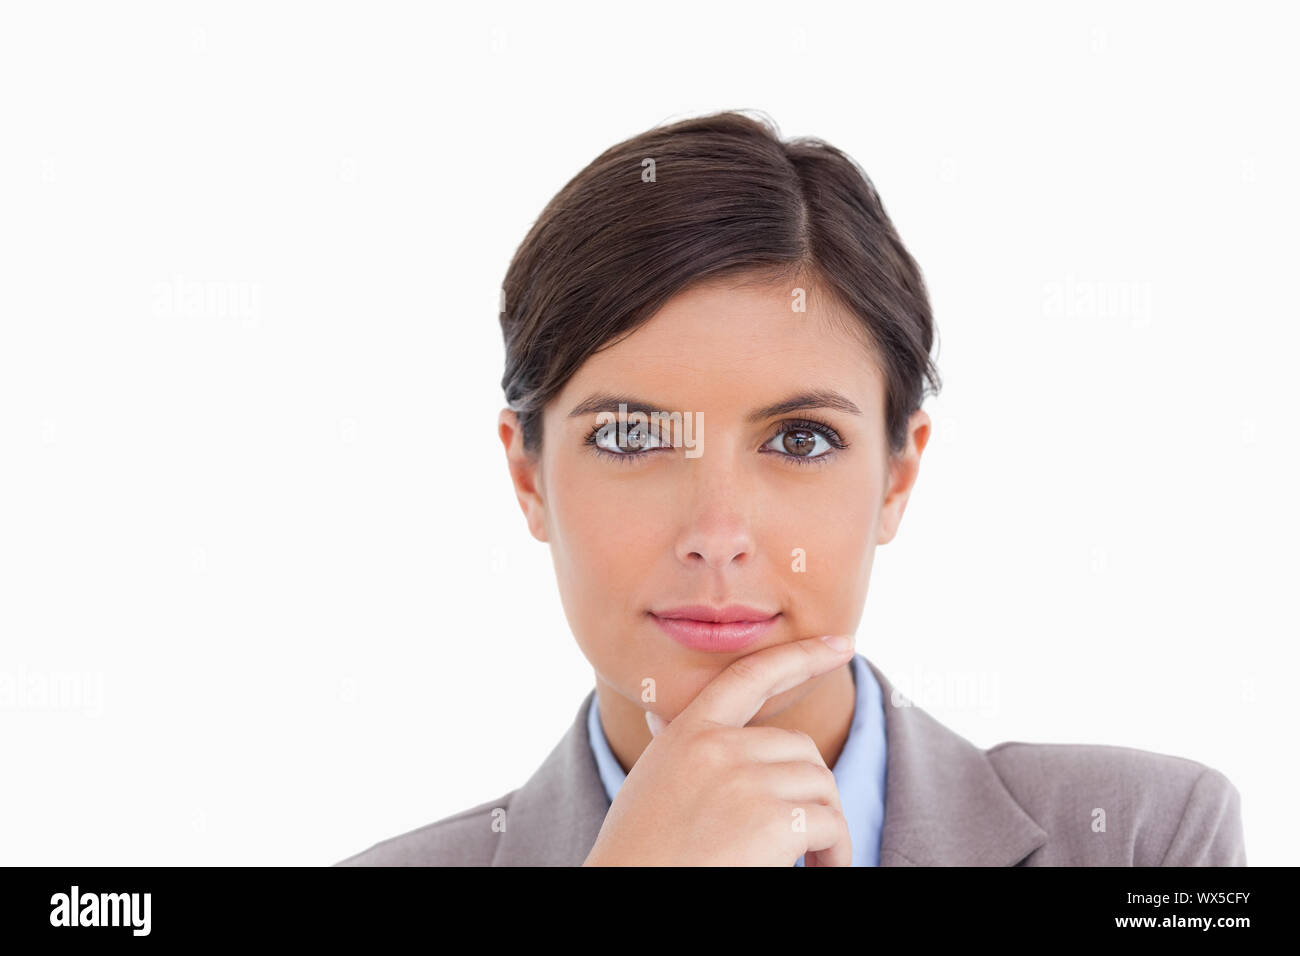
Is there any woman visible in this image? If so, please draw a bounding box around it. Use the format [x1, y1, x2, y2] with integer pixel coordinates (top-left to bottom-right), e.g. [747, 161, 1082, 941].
[336, 111, 1246, 867]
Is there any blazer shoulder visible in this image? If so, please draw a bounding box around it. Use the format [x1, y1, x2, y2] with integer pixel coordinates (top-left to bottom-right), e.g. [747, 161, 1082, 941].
[984, 741, 1245, 866]
[333, 790, 516, 866]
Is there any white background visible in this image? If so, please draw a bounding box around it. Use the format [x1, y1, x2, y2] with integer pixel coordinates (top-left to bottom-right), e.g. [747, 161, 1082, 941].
[1, 1, 1295, 866]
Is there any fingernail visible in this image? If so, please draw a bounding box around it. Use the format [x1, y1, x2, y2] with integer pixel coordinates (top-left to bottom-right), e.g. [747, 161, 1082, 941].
[821, 634, 852, 652]
[645, 710, 666, 737]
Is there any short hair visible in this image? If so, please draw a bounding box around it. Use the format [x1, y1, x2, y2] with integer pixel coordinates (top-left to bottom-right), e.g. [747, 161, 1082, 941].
[499, 109, 942, 457]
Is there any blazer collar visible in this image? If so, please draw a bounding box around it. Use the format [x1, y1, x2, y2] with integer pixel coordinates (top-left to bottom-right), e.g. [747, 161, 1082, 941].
[492, 657, 1047, 866]
[864, 658, 1047, 865]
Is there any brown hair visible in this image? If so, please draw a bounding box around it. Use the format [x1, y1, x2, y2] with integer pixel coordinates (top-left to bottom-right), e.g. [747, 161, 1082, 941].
[499, 110, 941, 458]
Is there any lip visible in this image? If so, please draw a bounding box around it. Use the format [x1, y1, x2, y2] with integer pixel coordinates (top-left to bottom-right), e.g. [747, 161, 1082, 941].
[649, 605, 780, 653]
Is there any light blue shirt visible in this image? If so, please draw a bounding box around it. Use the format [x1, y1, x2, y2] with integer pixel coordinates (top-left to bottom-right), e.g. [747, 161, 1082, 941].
[585, 651, 887, 866]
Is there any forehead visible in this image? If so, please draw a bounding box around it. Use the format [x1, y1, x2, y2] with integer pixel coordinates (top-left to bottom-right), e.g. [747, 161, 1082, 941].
[555, 276, 885, 415]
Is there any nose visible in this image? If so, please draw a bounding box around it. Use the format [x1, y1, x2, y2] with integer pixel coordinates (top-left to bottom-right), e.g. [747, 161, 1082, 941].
[673, 462, 757, 569]
[678, 528, 754, 568]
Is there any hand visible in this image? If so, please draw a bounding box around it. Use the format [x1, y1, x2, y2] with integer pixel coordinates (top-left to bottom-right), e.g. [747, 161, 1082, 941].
[582, 633, 856, 866]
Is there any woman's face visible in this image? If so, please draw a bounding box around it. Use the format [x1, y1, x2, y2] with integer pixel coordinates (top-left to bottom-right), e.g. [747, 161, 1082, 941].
[500, 275, 930, 722]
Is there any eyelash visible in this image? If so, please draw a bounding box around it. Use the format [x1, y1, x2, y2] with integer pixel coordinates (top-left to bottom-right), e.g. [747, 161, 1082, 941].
[582, 417, 849, 468]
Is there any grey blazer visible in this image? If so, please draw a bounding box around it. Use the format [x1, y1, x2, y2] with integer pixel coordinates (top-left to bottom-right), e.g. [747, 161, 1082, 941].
[335, 658, 1247, 866]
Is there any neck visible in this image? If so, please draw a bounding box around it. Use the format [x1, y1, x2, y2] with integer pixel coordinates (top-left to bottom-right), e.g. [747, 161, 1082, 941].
[593, 658, 858, 777]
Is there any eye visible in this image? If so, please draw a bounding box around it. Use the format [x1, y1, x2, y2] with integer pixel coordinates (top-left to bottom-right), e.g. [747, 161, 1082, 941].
[585, 420, 669, 462]
[761, 419, 847, 466]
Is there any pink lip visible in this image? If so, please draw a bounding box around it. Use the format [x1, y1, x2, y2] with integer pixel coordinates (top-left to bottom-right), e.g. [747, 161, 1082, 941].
[650, 605, 780, 653]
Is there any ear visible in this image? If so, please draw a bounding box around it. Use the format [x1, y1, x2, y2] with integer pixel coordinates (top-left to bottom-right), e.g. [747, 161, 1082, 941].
[877, 408, 931, 546]
[498, 408, 549, 543]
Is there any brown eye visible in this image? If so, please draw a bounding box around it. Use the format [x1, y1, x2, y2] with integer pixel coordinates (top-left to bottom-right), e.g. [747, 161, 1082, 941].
[782, 429, 818, 456]
[764, 426, 833, 459]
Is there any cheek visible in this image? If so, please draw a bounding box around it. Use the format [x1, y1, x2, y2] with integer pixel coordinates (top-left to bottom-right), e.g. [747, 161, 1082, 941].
[547, 462, 659, 609]
[777, 468, 880, 626]
[546, 467, 674, 687]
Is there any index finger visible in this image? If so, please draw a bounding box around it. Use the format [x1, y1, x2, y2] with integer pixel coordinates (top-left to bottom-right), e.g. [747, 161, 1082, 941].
[673, 633, 856, 730]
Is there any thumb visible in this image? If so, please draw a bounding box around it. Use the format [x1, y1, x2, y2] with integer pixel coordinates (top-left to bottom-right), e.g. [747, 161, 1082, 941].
[645, 710, 667, 737]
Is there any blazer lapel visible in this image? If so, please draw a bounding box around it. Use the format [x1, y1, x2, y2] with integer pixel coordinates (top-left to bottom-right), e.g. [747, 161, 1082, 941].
[493, 659, 1048, 866]
[491, 690, 608, 866]
[865, 658, 1048, 866]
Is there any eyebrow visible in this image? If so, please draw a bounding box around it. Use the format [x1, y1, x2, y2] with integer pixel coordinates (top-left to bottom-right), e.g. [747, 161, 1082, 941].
[567, 389, 863, 423]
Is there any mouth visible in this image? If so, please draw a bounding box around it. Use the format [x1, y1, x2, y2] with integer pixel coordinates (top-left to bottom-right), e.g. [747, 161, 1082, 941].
[649, 605, 781, 653]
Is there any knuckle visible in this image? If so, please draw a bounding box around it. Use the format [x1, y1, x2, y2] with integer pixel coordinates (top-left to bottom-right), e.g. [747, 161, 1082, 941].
[692, 730, 732, 768]
[723, 762, 757, 797]
[784, 727, 819, 756]
[784, 727, 815, 746]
